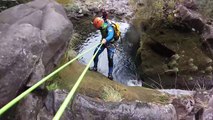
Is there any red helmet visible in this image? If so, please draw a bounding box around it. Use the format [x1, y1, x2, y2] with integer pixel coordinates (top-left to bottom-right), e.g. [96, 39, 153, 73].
[93, 17, 104, 29]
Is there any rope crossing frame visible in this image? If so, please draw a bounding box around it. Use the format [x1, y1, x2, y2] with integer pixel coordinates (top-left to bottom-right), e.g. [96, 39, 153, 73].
[0, 43, 100, 116]
[53, 43, 103, 120]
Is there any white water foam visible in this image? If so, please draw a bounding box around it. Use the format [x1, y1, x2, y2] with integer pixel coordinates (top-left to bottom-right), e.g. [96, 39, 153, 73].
[127, 80, 143, 86]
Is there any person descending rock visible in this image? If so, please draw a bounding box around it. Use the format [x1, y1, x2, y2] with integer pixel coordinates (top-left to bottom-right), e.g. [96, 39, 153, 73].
[90, 17, 115, 80]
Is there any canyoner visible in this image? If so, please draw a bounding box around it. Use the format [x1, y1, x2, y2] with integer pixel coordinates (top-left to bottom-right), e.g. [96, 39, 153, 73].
[90, 11, 121, 80]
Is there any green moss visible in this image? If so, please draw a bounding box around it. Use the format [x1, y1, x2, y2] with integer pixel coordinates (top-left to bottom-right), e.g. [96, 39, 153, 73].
[51, 52, 170, 104]
[137, 25, 212, 88]
[158, 94, 170, 103]
[46, 82, 59, 91]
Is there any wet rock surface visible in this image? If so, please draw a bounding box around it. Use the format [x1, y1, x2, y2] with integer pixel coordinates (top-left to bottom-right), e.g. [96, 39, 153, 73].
[0, 0, 73, 108]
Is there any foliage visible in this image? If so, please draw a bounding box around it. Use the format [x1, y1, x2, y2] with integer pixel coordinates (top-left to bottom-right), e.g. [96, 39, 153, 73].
[46, 82, 59, 91]
[45, 73, 61, 91]
[131, 0, 177, 32]
[137, 0, 175, 20]
[101, 86, 123, 102]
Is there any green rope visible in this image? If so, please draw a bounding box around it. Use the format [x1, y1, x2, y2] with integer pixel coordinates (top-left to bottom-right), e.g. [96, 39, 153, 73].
[53, 43, 103, 120]
[0, 43, 99, 116]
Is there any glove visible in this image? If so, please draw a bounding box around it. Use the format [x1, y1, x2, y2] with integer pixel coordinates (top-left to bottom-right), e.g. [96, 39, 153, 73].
[101, 38, 107, 44]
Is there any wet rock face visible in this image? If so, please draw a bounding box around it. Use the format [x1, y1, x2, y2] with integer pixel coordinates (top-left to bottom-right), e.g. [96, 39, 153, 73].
[0, 0, 73, 108]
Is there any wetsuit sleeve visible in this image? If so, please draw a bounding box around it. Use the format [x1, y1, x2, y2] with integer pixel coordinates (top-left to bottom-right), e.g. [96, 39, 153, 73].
[105, 26, 114, 43]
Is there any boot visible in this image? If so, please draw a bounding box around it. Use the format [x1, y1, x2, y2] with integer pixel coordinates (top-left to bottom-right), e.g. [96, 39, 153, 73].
[108, 74, 113, 80]
[89, 66, 97, 72]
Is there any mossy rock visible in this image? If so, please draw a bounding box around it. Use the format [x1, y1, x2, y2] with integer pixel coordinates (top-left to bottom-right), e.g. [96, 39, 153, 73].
[49, 53, 170, 104]
[137, 27, 213, 89]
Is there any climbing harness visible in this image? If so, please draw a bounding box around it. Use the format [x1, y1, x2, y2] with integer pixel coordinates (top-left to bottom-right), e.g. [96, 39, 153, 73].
[0, 43, 99, 116]
[53, 43, 103, 120]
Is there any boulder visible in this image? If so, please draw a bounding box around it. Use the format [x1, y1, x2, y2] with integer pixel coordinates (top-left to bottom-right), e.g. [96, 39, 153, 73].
[39, 89, 176, 120]
[71, 94, 177, 120]
[0, 0, 73, 108]
[14, 92, 44, 120]
[202, 97, 213, 120]
[194, 89, 213, 120]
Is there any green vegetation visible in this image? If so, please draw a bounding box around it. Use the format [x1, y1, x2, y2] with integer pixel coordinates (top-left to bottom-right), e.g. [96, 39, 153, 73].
[46, 82, 59, 91]
[101, 86, 123, 102]
[130, 0, 176, 31]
